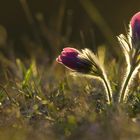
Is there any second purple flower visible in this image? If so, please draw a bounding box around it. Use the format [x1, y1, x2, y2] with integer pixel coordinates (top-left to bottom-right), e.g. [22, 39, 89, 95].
[130, 12, 140, 43]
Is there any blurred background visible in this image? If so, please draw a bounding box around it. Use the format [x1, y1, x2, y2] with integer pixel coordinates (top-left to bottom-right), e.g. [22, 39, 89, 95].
[0, 0, 139, 62]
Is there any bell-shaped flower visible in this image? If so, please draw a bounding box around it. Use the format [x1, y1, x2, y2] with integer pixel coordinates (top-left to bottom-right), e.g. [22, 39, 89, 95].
[130, 12, 140, 44]
[56, 47, 113, 103]
[56, 47, 93, 74]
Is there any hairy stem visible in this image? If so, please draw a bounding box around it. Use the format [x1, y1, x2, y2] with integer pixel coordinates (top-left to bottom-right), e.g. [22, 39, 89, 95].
[119, 47, 140, 103]
[101, 74, 113, 104]
[118, 66, 136, 103]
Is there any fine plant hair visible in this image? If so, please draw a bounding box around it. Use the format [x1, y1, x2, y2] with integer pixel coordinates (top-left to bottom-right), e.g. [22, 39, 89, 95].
[57, 13, 140, 106]
[77, 24, 140, 104]
[78, 48, 113, 104]
[118, 25, 140, 103]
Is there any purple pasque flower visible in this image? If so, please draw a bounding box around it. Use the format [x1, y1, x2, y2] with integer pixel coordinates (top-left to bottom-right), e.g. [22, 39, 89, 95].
[130, 12, 140, 42]
[56, 47, 92, 73]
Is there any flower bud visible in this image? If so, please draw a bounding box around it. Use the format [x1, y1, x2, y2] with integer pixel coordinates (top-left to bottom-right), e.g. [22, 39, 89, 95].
[130, 12, 140, 42]
[56, 47, 93, 73]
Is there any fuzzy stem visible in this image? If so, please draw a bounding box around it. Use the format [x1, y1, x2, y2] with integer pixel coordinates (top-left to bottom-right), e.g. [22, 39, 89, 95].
[119, 47, 140, 103]
[118, 66, 136, 103]
[101, 74, 113, 104]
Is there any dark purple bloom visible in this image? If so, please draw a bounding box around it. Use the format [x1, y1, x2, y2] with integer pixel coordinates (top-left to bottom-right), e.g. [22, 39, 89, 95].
[56, 47, 92, 73]
[130, 12, 140, 42]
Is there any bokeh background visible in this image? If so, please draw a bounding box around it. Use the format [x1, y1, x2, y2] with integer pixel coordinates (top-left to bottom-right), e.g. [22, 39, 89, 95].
[0, 0, 139, 61]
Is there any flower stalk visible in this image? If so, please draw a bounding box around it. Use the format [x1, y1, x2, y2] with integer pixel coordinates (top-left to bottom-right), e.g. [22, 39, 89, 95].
[118, 11, 140, 103]
[56, 11, 140, 106]
[118, 66, 135, 103]
[101, 74, 113, 104]
[56, 47, 113, 104]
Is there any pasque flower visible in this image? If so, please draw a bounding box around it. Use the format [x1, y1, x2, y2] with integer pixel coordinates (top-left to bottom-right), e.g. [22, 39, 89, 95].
[56, 12, 140, 105]
[56, 47, 113, 104]
[56, 47, 93, 74]
[130, 12, 140, 64]
[118, 11, 140, 103]
[130, 12, 140, 43]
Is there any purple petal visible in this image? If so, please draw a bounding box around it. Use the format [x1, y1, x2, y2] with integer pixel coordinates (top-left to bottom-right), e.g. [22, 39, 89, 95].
[63, 47, 78, 52]
[60, 55, 79, 69]
[130, 12, 140, 40]
[56, 47, 92, 73]
[61, 50, 78, 57]
[56, 55, 62, 63]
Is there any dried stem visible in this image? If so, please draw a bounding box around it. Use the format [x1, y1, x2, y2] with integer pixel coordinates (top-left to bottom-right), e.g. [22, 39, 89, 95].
[0, 84, 17, 105]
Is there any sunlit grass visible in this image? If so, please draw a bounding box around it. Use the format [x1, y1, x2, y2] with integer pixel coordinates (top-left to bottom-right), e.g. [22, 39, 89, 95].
[0, 48, 138, 140]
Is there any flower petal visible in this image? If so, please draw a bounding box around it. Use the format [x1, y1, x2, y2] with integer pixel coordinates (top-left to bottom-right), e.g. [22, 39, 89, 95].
[130, 12, 140, 40]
